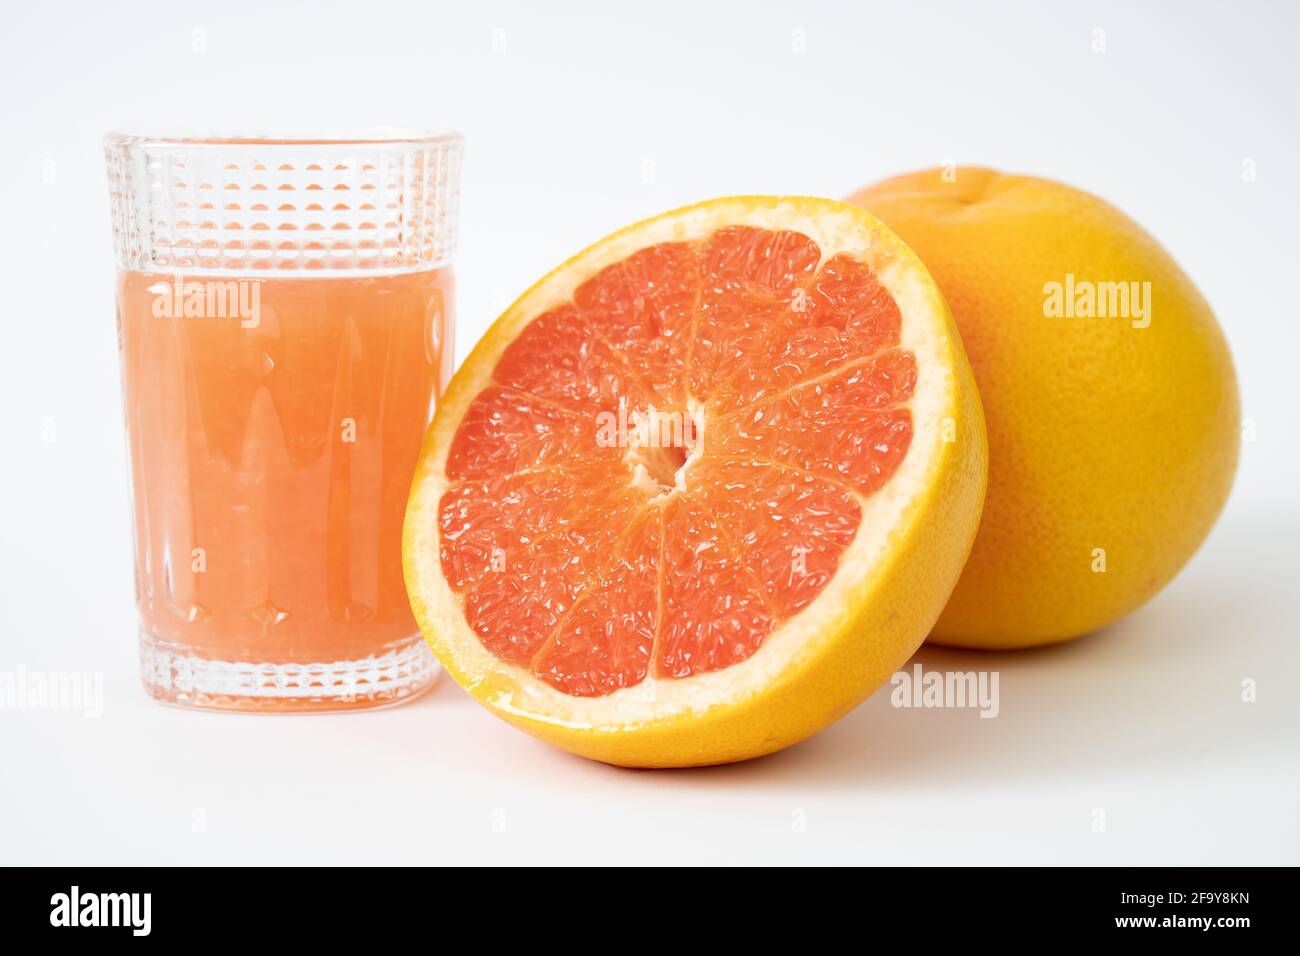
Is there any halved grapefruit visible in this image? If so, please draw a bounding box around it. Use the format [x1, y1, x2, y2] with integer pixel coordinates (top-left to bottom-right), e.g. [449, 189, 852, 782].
[404, 197, 986, 767]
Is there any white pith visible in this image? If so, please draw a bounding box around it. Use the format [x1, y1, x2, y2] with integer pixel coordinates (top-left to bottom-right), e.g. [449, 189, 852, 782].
[405, 197, 958, 730]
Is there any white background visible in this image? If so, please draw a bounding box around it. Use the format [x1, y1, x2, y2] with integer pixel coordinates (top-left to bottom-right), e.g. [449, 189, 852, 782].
[2, 0, 1297, 865]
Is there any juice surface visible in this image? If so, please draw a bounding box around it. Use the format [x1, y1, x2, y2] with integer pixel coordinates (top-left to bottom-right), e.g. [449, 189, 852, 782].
[117, 269, 453, 665]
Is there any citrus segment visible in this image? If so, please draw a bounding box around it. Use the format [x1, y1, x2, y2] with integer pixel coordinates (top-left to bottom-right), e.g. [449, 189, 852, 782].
[689, 458, 861, 618]
[531, 504, 662, 697]
[657, 494, 775, 679]
[445, 387, 621, 481]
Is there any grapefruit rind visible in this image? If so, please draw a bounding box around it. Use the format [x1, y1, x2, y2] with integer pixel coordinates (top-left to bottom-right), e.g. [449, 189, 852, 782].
[403, 196, 987, 766]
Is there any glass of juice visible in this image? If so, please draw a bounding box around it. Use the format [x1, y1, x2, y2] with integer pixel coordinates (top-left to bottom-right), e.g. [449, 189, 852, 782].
[104, 131, 463, 711]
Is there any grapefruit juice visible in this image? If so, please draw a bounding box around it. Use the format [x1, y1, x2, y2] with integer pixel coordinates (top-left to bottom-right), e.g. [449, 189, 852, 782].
[118, 270, 453, 708]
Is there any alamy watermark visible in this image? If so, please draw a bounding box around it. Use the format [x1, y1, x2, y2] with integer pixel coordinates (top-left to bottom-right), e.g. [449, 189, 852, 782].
[890, 663, 999, 718]
[150, 275, 261, 328]
[1043, 273, 1150, 329]
[0, 666, 103, 717]
[50, 886, 150, 936]
[596, 397, 703, 451]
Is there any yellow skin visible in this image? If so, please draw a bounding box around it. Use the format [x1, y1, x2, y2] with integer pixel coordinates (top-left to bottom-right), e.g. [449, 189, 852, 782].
[404, 196, 987, 767]
[849, 169, 1240, 648]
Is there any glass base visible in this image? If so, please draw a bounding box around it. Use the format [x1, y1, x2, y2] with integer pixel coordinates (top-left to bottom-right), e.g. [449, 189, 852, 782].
[139, 632, 439, 713]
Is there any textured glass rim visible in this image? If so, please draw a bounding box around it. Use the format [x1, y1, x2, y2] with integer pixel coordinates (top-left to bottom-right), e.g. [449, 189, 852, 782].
[104, 128, 463, 150]
[105, 128, 464, 275]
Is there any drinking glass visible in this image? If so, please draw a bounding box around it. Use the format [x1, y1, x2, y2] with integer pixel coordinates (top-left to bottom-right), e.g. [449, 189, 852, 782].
[104, 131, 463, 711]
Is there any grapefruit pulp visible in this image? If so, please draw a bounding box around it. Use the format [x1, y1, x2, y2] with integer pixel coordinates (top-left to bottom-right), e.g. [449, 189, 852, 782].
[404, 196, 987, 766]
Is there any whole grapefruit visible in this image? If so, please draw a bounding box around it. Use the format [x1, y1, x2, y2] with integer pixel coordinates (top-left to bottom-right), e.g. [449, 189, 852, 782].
[848, 168, 1239, 648]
